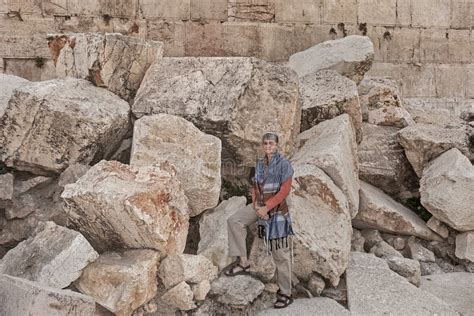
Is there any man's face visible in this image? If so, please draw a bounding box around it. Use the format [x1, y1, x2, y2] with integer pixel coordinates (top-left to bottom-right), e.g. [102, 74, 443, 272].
[262, 139, 277, 155]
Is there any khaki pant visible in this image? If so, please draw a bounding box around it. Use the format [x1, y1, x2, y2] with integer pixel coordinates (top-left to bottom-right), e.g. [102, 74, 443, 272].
[227, 203, 292, 296]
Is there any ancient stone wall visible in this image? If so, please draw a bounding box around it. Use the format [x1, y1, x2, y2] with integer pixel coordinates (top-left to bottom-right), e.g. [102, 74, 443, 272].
[0, 0, 472, 98]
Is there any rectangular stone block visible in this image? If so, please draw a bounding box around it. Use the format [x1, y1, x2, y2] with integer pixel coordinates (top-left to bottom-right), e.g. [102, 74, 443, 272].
[7, 0, 42, 14]
[0, 274, 96, 316]
[257, 23, 296, 61]
[42, 0, 67, 16]
[357, 0, 396, 25]
[98, 0, 138, 18]
[139, 0, 190, 19]
[395, 0, 411, 25]
[185, 22, 224, 56]
[467, 64, 474, 98]
[0, 0, 7, 13]
[420, 28, 449, 63]
[411, 0, 450, 27]
[322, 0, 357, 24]
[4, 58, 57, 81]
[434, 64, 468, 97]
[381, 27, 421, 63]
[227, 0, 275, 22]
[191, 0, 228, 21]
[365, 26, 390, 62]
[398, 63, 436, 97]
[275, 0, 321, 23]
[67, 0, 100, 16]
[221, 22, 259, 57]
[447, 29, 472, 63]
[147, 20, 186, 56]
[451, 0, 473, 28]
[292, 23, 334, 53]
[0, 35, 52, 59]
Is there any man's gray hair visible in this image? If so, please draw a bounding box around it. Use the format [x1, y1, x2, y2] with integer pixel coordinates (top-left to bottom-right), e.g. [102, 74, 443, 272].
[262, 131, 279, 143]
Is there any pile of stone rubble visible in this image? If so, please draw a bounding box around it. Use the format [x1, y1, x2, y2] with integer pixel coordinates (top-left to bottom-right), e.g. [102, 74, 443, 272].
[0, 33, 472, 315]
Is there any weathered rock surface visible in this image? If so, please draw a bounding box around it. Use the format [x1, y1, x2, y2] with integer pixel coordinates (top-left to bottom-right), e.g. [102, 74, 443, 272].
[210, 275, 264, 306]
[48, 33, 163, 102]
[407, 237, 435, 262]
[357, 123, 417, 196]
[0, 173, 14, 202]
[426, 217, 449, 239]
[0, 78, 130, 175]
[198, 196, 246, 270]
[398, 124, 472, 176]
[298, 69, 362, 142]
[158, 254, 218, 289]
[130, 114, 221, 216]
[161, 281, 196, 311]
[455, 231, 474, 262]
[288, 162, 351, 286]
[132, 57, 301, 167]
[403, 98, 473, 127]
[420, 148, 474, 231]
[248, 233, 276, 282]
[61, 160, 190, 254]
[353, 181, 441, 241]
[295, 114, 359, 217]
[419, 272, 474, 315]
[258, 297, 350, 315]
[369, 241, 403, 259]
[346, 252, 458, 315]
[0, 221, 98, 289]
[357, 76, 402, 113]
[75, 249, 159, 316]
[385, 256, 421, 285]
[289, 35, 374, 84]
[0, 74, 28, 118]
[0, 274, 95, 316]
[58, 164, 91, 188]
[367, 106, 415, 128]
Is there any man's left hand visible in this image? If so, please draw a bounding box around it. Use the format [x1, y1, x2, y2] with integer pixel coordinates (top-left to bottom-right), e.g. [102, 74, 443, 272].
[256, 206, 269, 220]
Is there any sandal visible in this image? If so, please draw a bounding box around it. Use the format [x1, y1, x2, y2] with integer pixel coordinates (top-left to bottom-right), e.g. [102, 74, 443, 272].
[274, 290, 293, 309]
[224, 261, 250, 276]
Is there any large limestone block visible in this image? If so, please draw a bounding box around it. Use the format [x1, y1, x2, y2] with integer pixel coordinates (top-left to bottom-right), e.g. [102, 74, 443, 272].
[455, 231, 474, 262]
[419, 272, 474, 315]
[420, 148, 474, 231]
[210, 275, 264, 306]
[358, 123, 417, 196]
[403, 97, 473, 127]
[132, 57, 301, 167]
[48, 33, 163, 102]
[295, 114, 359, 217]
[0, 74, 28, 118]
[0, 221, 98, 289]
[131, 114, 221, 216]
[0, 78, 130, 175]
[398, 123, 472, 176]
[75, 250, 160, 316]
[353, 181, 441, 241]
[258, 297, 350, 315]
[288, 162, 352, 286]
[298, 69, 362, 142]
[158, 254, 218, 289]
[346, 252, 458, 315]
[197, 196, 246, 270]
[0, 274, 95, 316]
[288, 35, 374, 84]
[61, 160, 190, 254]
